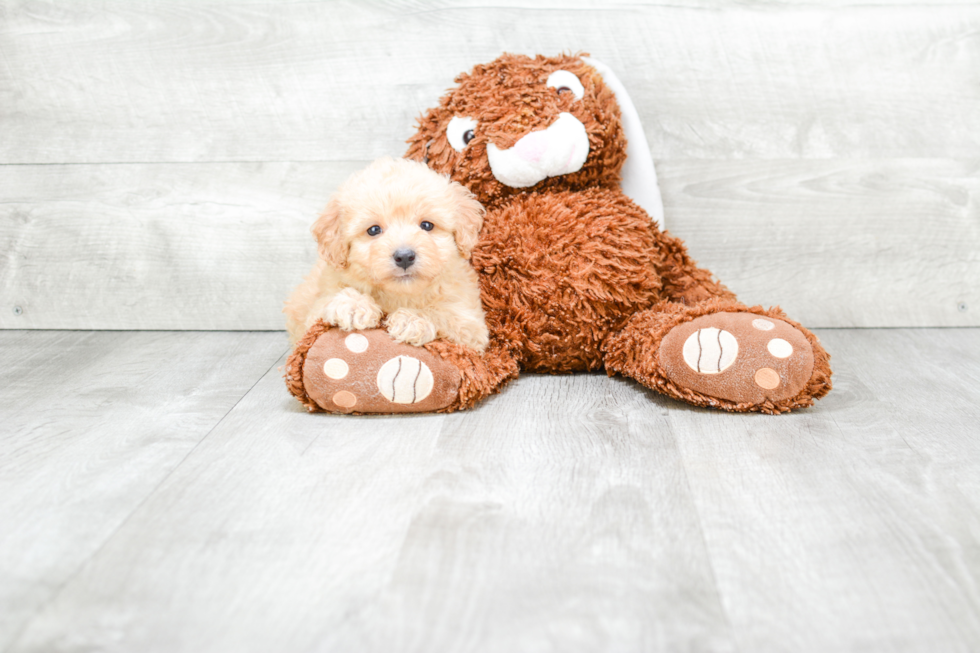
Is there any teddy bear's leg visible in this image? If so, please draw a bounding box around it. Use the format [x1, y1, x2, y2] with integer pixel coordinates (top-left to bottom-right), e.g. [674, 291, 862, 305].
[285, 321, 519, 414]
[603, 298, 832, 414]
[652, 227, 739, 305]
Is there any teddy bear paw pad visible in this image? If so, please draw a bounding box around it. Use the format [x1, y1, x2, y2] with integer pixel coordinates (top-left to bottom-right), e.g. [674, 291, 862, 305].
[659, 313, 814, 405]
[302, 329, 460, 413]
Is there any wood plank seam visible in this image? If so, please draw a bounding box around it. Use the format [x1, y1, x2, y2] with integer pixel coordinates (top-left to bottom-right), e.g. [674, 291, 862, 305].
[1, 343, 290, 653]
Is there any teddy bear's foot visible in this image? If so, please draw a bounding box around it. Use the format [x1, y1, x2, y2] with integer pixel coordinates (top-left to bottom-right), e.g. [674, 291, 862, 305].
[658, 312, 815, 406]
[286, 324, 461, 414]
[603, 301, 832, 413]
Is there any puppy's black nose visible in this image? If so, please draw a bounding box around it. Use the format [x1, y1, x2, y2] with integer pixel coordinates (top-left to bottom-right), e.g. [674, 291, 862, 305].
[393, 248, 416, 270]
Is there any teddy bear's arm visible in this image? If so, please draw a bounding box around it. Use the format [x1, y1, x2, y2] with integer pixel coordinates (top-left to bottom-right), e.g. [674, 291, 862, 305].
[652, 227, 737, 306]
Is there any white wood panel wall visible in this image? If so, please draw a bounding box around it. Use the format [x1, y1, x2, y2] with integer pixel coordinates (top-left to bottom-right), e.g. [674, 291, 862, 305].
[1, 0, 978, 329]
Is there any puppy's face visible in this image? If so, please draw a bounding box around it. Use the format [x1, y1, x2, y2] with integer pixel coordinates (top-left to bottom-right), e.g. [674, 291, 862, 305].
[312, 158, 484, 294]
[344, 201, 456, 292]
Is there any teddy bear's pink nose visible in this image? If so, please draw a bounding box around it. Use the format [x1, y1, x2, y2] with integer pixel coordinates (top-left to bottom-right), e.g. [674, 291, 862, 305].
[513, 130, 549, 163]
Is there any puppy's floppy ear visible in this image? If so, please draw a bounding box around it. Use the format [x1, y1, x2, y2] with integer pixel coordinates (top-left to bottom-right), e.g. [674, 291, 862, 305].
[450, 182, 485, 259]
[311, 196, 349, 269]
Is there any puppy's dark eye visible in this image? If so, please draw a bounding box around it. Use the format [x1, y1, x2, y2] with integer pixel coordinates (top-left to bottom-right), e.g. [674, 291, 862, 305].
[367, 225, 382, 236]
[420, 221, 434, 231]
[462, 129, 475, 145]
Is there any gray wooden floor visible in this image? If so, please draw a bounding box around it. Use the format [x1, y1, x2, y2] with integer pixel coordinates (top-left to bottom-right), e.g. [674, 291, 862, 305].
[1, 328, 978, 652]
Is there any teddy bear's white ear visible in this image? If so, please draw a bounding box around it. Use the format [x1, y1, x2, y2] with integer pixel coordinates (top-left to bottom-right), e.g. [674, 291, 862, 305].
[581, 57, 665, 229]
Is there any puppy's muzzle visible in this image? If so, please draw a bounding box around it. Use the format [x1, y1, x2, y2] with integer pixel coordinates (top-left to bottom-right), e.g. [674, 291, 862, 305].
[393, 248, 416, 270]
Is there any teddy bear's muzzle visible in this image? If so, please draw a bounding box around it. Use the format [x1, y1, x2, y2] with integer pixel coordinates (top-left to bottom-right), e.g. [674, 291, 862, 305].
[486, 112, 590, 188]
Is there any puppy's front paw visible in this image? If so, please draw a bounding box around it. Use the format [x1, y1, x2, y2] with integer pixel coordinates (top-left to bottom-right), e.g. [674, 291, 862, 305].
[456, 321, 490, 353]
[385, 309, 437, 347]
[323, 289, 382, 331]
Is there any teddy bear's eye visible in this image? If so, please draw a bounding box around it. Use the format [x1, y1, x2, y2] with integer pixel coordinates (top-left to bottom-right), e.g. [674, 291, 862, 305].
[367, 225, 382, 236]
[420, 221, 434, 231]
[546, 70, 584, 100]
[447, 116, 478, 152]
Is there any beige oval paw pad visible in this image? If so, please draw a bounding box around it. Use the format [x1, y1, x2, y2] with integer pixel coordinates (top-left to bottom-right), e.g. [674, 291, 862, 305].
[767, 338, 793, 358]
[323, 358, 349, 379]
[752, 319, 775, 331]
[376, 356, 434, 404]
[682, 328, 738, 374]
[344, 333, 369, 353]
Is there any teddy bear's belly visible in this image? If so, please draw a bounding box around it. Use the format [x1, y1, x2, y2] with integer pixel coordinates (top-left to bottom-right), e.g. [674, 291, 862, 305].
[473, 188, 664, 372]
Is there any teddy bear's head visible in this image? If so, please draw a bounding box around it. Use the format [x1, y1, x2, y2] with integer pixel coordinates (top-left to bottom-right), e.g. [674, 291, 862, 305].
[405, 53, 627, 205]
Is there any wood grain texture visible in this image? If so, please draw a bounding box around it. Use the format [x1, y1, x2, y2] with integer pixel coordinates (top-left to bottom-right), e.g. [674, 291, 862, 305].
[6, 350, 736, 653]
[1, 1, 977, 330]
[321, 378, 734, 653]
[3, 328, 980, 652]
[661, 158, 980, 327]
[0, 330, 288, 652]
[1, 1, 978, 163]
[0, 162, 343, 330]
[668, 328, 980, 652]
[2, 159, 976, 329]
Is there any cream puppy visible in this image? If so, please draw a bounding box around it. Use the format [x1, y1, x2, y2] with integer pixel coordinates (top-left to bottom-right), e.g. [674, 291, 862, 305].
[284, 157, 489, 352]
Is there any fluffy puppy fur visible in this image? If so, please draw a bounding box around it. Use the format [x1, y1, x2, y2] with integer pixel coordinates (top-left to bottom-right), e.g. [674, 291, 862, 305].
[284, 157, 489, 352]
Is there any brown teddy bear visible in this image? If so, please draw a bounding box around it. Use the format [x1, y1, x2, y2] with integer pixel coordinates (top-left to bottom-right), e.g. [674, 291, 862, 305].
[286, 53, 832, 415]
